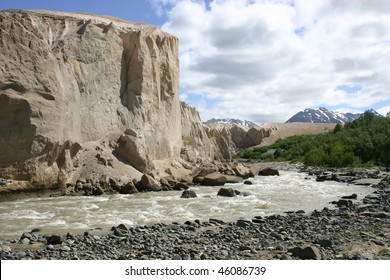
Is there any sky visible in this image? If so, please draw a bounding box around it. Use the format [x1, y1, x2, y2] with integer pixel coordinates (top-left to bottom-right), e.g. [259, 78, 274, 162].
[1, 0, 389, 123]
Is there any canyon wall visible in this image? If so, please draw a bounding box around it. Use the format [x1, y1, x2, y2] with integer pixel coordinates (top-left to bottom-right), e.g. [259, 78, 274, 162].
[0, 10, 229, 190]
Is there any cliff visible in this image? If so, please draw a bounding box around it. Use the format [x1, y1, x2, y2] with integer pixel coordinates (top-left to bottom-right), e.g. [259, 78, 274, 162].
[207, 122, 336, 150]
[0, 10, 229, 193]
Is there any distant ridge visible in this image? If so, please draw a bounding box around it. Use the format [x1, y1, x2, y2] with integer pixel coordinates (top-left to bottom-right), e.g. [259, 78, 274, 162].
[286, 107, 383, 124]
[205, 118, 258, 128]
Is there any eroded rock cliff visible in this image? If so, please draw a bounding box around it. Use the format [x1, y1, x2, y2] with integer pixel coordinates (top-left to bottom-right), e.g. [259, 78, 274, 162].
[0, 10, 229, 194]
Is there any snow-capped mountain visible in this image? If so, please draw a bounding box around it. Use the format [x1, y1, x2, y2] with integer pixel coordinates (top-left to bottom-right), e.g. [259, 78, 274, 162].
[286, 107, 383, 124]
[205, 118, 259, 128]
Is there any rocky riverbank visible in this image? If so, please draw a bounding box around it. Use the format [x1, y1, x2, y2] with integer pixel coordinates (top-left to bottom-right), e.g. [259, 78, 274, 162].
[1, 165, 389, 260]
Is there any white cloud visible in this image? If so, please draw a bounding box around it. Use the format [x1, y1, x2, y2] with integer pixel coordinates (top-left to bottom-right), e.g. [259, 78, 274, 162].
[153, 0, 390, 123]
[377, 106, 390, 117]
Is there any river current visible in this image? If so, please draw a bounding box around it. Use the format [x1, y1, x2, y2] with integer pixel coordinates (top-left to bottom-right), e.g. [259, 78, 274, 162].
[0, 171, 374, 239]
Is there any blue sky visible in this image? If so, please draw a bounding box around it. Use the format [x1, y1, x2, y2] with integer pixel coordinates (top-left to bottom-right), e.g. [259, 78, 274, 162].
[0, 0, 162, 25]
[1, 0, 389, 123]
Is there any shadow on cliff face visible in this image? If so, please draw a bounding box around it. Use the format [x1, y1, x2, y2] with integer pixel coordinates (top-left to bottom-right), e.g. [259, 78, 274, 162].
[119, 31, 143, 111]
[0, 93, 36, 168]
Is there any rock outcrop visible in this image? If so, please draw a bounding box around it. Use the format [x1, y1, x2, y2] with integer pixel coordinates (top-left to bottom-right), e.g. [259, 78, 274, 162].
[0, 10, 229, 195]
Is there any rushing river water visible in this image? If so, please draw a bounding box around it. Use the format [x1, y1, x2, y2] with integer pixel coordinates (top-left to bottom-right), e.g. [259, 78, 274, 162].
[0, 171, 374, 239]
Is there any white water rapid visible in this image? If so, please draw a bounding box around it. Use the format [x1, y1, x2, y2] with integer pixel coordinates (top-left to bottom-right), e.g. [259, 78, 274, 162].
[0, 171, 374, 239]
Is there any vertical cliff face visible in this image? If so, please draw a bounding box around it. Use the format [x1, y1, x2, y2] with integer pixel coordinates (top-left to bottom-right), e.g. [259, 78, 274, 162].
[0, 10, 228, 188]
[180, 102, 230, 163]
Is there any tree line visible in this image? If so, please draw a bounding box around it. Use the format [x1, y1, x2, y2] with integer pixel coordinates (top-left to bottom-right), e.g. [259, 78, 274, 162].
[237, 112, 390, 167]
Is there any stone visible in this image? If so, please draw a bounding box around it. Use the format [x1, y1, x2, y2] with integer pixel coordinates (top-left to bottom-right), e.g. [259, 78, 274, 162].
[112, 225, 128, 237]
[236, 219, 253, 228]
[233, 164, 251, 179]
[337, 199, 353, 207]
[203, 172, 242, 186]
[317, 239, 333, 248]
[120, 182, 138, 194]
[341, 194, 357, 199]
[46, 235, 62, 245]
[209, 218, 225, 225]
[239, 245, 252, 251]
[171, 254, 182, 260]
[217, 188, 236, 197]
[181, 190, 197, 198]
[92, 186, 105, 196]
[243, 180, 253, 185]
[21, 238, 30, 245]
[2, 246, 12, 253]
[288, 246, 322, 260]
[116, 224, 129, 232]
[173, 182, 189, 191]
[61, 246, 71, 252]
[137, 174, 161, 192]
[15, 251, 27, 259]
[259, 168, 279, 176]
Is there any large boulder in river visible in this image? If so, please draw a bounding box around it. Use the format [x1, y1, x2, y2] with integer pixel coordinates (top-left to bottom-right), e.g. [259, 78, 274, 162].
[202, 172, 243, 186]
[259, 168, 280, 176]
[217, 187, 236, 197]
[181, 190, 197, 198]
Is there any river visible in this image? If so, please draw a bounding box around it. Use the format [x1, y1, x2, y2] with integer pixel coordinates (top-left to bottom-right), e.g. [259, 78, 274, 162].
[0, 171, 374, 239]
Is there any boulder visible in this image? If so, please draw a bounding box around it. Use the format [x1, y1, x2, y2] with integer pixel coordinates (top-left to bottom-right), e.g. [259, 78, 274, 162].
[236, 219, 253, 228]
[337, 199, 353, 207]
[46, 235, 62, 245]
[288, 246, 322, 260]
[173, 182, 189, 191]
[249, 165, 262, 177]
[203, 172, 243, 186]
[120, 181, 138, 194]
[341, 194, 357, 199]
[317, 239, 333, 248]
[137, 174, 161, 192]
[92, 186, 105, 196]
[181, 190, 197, 198]
[259, 168, 279, 176]
[233, 163, 251, 179]
[217, 188, 236, 197]
[112, 224, 129, 237]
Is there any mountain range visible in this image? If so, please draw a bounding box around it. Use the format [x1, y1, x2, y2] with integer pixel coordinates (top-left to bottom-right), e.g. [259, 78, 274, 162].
[206, 108, 385, 127]
[205, 118, 259, 128]
[286, 107, 383, 124]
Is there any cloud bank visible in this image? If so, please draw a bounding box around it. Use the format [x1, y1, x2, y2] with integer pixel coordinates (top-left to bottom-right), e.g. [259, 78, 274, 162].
[152, 0, 390, 123]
